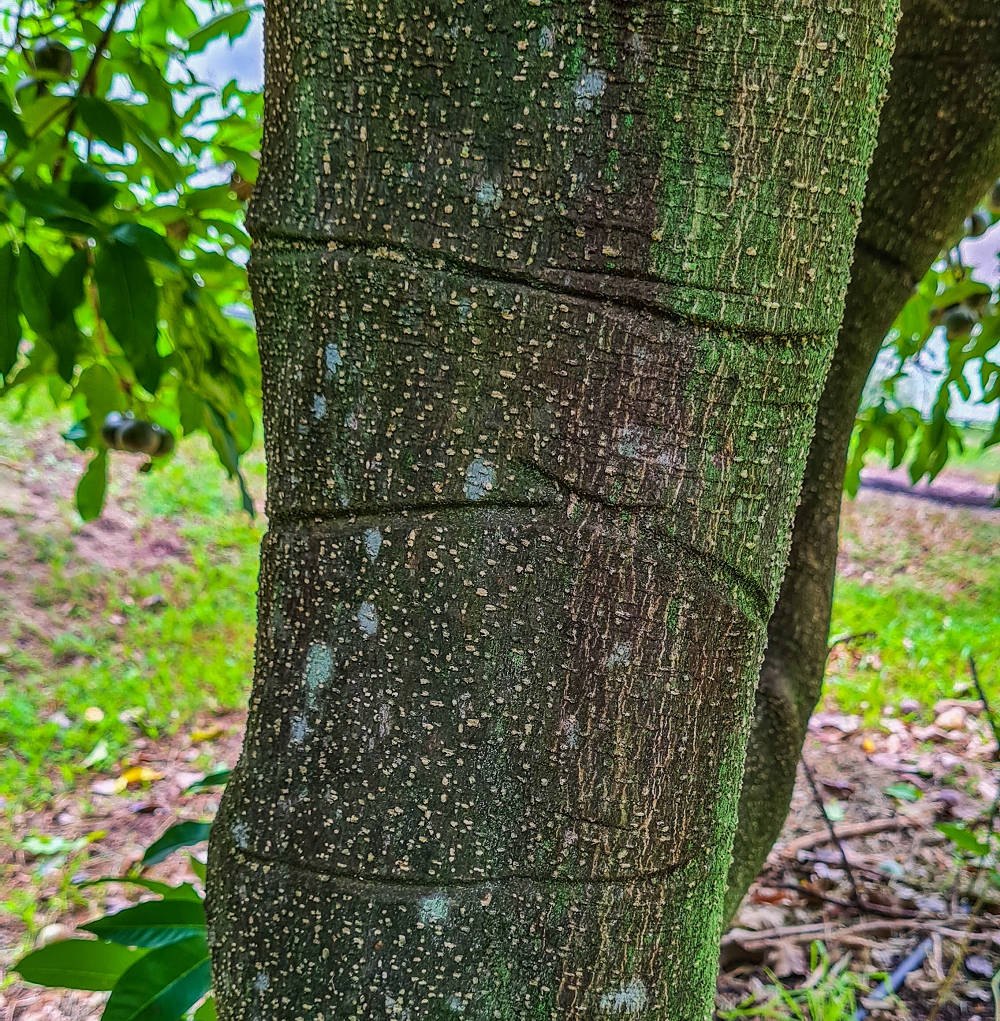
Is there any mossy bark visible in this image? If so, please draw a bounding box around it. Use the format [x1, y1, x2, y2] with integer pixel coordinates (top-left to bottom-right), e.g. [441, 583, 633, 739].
[206, 1, 896, 1016]
[725, 0, 1000, 927]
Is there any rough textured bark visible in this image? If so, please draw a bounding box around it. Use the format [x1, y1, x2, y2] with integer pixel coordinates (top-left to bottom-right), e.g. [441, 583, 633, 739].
[206, 1, 896, 1017]
[725, 0, 1000, 926]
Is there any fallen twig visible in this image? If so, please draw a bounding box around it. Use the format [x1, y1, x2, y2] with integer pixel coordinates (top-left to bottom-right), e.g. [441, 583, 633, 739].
[722, 917, 995, 951]
[802, 756, 862, 904]
[783, 817, 920, 855]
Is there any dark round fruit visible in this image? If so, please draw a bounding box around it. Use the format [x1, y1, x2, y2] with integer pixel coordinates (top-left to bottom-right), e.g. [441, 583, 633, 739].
[101, 411, 174, 455]
[152, 426, 175, 456]
[118, 419, 159, 454]
[942, 305, 977, 340]
[34, 40, 73, 77]
[100, 411, 126, 448]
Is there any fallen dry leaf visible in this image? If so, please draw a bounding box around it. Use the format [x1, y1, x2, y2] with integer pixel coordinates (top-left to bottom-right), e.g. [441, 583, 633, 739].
[120, 766, 164, 785]
[765, 940, 808, 979]
[190, 725, 224, 743]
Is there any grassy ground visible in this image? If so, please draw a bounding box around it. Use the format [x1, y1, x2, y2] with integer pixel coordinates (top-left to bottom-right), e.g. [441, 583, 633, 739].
[830, 458, 1000, 722]
[2, 398, 999, 811]
[0, 395, 265, 810]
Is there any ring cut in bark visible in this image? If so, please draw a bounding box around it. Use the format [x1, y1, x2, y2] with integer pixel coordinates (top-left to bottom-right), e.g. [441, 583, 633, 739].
[207, 0, 898, 1016]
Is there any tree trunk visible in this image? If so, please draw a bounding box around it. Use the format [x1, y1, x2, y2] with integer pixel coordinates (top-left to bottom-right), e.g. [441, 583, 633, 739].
[206, 1, 896, 1016]
[724, 0, 1000, 926]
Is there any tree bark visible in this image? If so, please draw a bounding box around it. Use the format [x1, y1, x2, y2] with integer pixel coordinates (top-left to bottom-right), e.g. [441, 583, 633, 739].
[724, 0, 1000, 926]
[206, 1, 896, 1016]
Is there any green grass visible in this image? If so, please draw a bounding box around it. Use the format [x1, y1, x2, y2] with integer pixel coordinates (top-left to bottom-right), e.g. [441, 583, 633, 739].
[828, 483, 1000, 720]
[0, 391, 264, 809]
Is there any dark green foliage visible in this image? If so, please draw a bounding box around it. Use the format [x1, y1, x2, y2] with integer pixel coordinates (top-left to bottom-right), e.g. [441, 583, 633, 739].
[15, 822, 213, 1021]
[142, 821, 213, 866]
[103, 937, 211, 1021]
[76, 446, 107, 520]
[851, 226, 1000, 494]
[16, 939, 147, 991]
[82, 901, 208, 949]
[0, 242, 21, 375]
[0, 0, 262, 515]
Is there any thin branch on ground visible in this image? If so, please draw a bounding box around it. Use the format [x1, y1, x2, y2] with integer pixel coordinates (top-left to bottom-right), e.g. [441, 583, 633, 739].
[783, 816, 922, 855]
[802, 756, 862, 904]
[722, 917, 995, 951]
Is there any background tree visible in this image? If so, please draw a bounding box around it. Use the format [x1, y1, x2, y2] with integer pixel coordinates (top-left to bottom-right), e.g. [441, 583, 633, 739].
[205, 0, 897, 1018]
[0, 0, 261, 517]
[725, 0, 1000, 922]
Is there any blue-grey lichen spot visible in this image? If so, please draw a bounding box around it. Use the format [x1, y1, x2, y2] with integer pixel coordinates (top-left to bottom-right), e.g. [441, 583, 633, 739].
[384, 995, 410, 1020]
[357, 601, 378, 638]
[304, 642, 333, 704]
[617, 424, 642, 459]
[447, 994, 466, 1013]
[289, 714, 308, 745]
[364, 527, 383, 561]
[324, 343, 342, 376]
[574, 68, 607, 111]
[458, 298, 473, 323]
[253, 972, 270, 993]
[419, 894, 449, 925]
[599, 979, 647, 1014]
[560, 715, 580, 750]
[463, 458, 496, 501]
[538, 25, 555, 52]
[475, 180, 502, 214]
[230, 819, 249, 850]
[606, 640, 633, 669]
[313, 393, 327, 420]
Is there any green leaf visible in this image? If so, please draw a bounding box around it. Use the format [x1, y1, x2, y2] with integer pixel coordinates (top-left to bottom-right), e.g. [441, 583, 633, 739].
[76, 448, 108, 521]
[142, 822, 212, 866]
[16, 939, 146, 991]
[76, 96, 126, 152]
[937, 822, 990, 856]
[0, 99, 29, 149]
[78, 363, 126, 425]
[884, 782, 921, 803]
[110, 223, 179, 271]
[0, 244, 22, 378]
[183, 769, 231, 793]
[53, 249, 89, 323]
[69, 162, 118, 213]
[18, 246, 56, 334]
[205, 404, 255, 516]
[95, 239, 162, 394]
[186, 6, 257, 54]
[193, 997, 217, 1021]
[82, 900, 206, 949]
[47, 319, 83, 384]
[102, 935, 211, 1021]
[12, 178, 95, 232]
[187, 854, 206, 884]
